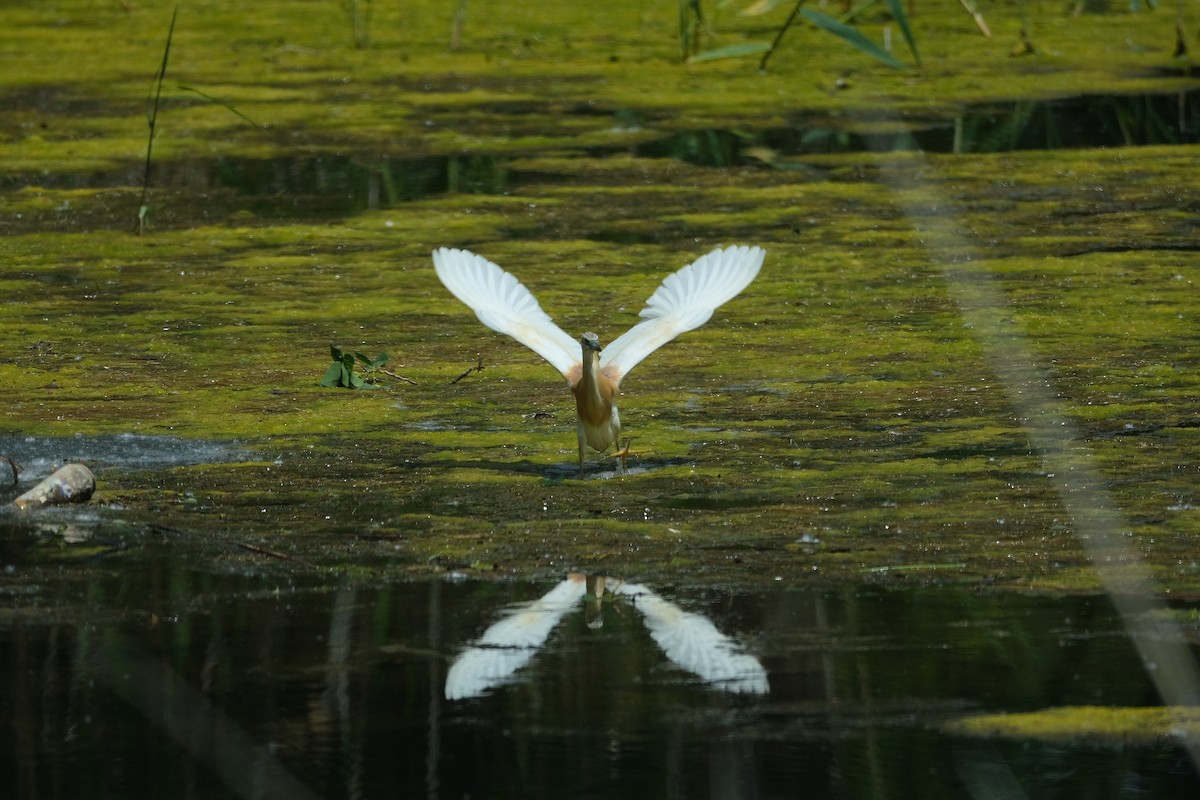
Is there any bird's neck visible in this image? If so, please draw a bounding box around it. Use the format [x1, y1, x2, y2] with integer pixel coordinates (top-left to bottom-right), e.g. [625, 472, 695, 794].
[575, 349, 610, 424]
[580, 349, 602, 399]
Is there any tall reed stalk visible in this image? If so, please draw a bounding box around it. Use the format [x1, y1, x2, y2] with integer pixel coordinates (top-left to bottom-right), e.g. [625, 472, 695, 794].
[345, 0, 372, 48]
[135, 5, 178, 234]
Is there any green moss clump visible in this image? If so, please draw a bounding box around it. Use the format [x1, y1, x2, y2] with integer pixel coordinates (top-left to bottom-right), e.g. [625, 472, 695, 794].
[946, 705, 1200, 744]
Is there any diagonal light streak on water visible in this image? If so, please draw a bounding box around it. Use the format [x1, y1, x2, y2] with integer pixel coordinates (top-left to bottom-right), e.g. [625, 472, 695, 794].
[875, 149, 1200, 770]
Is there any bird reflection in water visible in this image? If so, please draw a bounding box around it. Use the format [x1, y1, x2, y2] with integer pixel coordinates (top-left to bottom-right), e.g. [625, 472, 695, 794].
[444, 573, 768, 700]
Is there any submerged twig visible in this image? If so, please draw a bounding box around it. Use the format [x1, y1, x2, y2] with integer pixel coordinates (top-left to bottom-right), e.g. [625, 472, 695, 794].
[1011, 28, 1036, 57]
[236, 541, 314, 568]
[381, 368, 418, 385]
[0, 454, 20, 485]
[146, 523, 197, 537]
[450, 355, 485, 384]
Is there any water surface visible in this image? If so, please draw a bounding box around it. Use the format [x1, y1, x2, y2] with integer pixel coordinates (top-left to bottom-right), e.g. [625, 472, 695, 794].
[4, 2, 1200, 796]
[2, 557, 1196, 799]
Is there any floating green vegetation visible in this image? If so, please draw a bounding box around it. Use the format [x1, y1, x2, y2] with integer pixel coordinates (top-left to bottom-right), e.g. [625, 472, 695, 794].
[0, 0, 1196, 174]
[946, 705, 1200, 744]
[2, 1, 1200, 592]
[320, 346, 390, 389]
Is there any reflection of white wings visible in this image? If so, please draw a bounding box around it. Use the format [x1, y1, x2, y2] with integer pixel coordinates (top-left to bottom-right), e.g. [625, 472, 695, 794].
[445, 576, 586, 700]
[600, 245, 765, 385]
[614, 582, 769, 695]
[432, 247, 580, 379]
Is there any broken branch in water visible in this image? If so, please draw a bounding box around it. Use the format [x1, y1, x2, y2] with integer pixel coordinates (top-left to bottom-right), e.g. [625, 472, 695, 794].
[450, 354, 485, 385]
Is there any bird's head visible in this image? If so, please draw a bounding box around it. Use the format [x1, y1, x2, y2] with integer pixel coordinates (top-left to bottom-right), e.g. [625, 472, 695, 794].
[580, 331, 602, 353]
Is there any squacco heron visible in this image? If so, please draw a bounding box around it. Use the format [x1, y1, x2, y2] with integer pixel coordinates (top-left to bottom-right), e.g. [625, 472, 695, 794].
[433, 245, 765, 476]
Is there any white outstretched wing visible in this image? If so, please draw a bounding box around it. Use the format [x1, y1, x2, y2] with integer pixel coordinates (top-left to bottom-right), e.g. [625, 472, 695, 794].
[599, 245, 764, 384]
[433, 247, 581, 379]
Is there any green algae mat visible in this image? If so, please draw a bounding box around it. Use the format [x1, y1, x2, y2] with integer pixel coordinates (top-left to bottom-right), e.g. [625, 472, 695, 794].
[1, 0, 1199, 592]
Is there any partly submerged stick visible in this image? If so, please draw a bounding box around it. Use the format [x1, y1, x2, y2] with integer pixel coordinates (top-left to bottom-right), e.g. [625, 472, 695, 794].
[135, 4, 179, 234]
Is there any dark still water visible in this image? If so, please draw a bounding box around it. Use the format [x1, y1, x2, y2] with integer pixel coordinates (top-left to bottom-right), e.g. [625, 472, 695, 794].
[1, 549, 1196, 799]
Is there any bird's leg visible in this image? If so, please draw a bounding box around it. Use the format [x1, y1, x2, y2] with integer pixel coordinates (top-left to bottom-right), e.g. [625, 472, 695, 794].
[613, 415, 625, 474]
[577, 425, 587, 479]
[611, 437, 631, 474]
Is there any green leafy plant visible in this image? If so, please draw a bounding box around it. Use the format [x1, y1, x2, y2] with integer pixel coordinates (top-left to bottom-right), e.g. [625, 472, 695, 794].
[689, 0, 921, 71]
[788, 8, 908, 70]
[754, 0, 914, 70]
[321, 346, 389, 389]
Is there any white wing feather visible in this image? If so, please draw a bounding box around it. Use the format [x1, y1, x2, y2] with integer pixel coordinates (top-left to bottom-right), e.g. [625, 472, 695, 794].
[432, 247, 580, 379]
[599, 245, 764, 383]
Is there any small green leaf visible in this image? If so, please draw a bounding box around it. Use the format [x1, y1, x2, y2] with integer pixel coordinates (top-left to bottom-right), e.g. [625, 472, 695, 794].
[330, 344, 344, 361]
[371, 353, 389, 367]
[320, 362, 344, 387]
[355, 351, 373, 367]
[349, 373, 365, 389]
[687, 42, 772, 63]
[800, 8, 908, 70]
[884, 0, 920, 67]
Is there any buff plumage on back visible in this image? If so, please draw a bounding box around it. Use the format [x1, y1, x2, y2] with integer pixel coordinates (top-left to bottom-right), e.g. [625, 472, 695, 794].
[432, 247, 580, 378]
[599, 245, 764, 383]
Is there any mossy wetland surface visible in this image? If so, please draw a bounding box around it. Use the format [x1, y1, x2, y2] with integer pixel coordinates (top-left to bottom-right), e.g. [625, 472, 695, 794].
[2, 1, 1200, 790]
